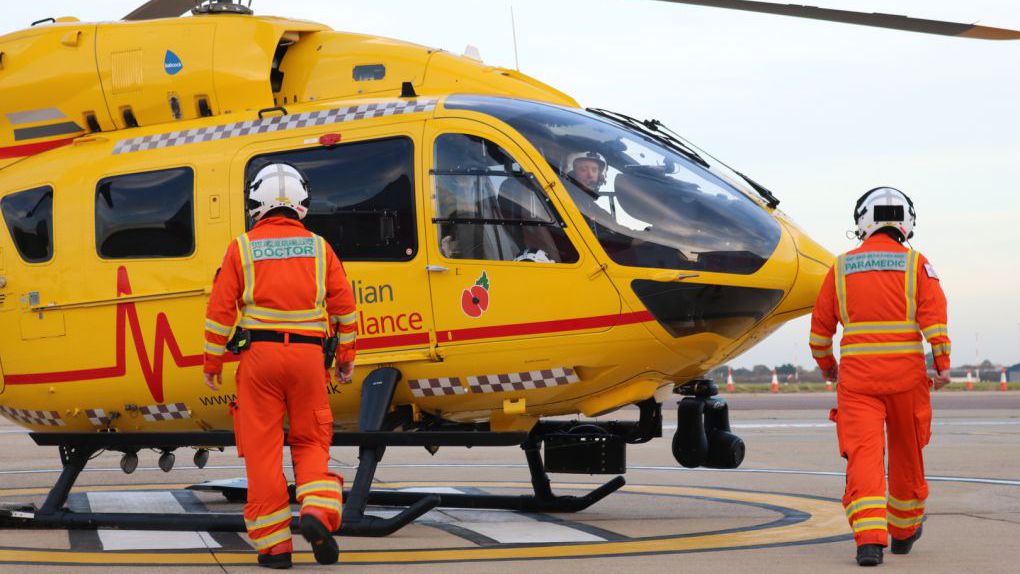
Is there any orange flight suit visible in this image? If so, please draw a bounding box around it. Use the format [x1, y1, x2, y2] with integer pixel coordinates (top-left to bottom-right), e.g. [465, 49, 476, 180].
[809, 233, 950, 547]
[203, 216, 357, 555]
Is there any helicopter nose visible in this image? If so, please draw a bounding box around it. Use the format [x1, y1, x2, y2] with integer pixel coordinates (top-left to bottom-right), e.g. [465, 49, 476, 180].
[779, 222, 834, 314]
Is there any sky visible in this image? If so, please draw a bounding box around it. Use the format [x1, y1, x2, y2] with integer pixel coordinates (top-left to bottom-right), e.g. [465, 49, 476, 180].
[5, 1, 1019, 369]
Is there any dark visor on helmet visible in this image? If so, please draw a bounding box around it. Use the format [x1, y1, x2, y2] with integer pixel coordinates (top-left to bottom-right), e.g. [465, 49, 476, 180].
[873, 205, 904, 222]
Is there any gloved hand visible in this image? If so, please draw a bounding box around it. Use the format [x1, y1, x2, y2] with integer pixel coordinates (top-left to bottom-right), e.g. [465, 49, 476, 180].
[822, 364, 839, 383]
[932, 371, 951, 390]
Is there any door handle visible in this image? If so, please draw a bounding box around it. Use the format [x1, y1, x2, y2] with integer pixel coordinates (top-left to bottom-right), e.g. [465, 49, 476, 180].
[425, 265, 449, 273]
[652, 272, 700, 282]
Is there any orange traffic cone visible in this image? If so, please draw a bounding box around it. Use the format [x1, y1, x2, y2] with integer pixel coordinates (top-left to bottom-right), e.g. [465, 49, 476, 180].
[1001, 367, 1009, 392]
[965, 370, 974, 391]
[770, 369, 779, 393]
[726, 368, 735, 393]
[825, 379, 833, 392]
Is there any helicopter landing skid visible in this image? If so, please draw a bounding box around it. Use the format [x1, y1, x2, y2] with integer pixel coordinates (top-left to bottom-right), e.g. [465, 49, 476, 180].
[193, 438, 626, 516]
[6, 368, 631, 536]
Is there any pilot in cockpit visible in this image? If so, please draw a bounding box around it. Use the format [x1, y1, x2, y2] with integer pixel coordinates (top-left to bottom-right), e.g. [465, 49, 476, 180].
[565, 151, 608, 194]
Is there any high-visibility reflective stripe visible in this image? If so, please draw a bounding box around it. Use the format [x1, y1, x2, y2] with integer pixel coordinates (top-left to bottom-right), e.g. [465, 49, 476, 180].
[301, 496, 342, 513]
[204, 319, 232, 337]
[922, 323, 949, 339]
[887, 513, 925, 528]
[844, 496, 887, 517]
[845, 503, 886, 518]
[843, 321, 919, 336]
[811, 347, 833, 358]
[888, 496, 926, 511]
[905, 250, 919, 322]
[238, 235, 255, 306]
[250, 528, 293, 551]
[836, 255, 849, 325]
[244, 507, 293, 530]
[244, 306, 326, 322]
[296, 480, 342, 499]
[338, 331, 357, 344]
[204, 342, 226, 356]
[932, 343, 951, 357]
[809, 333, 832, 346]
[852, 517, 888, 532]
[333, 311, 357, 326]
[841, 342, 925, 356]
[314, 236, 326, 309]
[238, 318, 329, 333]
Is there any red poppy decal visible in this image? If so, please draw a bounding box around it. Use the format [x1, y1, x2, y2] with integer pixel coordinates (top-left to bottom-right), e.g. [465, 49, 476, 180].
[461, 272, 491, 318]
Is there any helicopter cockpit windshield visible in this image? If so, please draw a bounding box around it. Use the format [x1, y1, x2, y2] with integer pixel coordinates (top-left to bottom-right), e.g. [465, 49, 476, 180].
[445, 96, 782, 275]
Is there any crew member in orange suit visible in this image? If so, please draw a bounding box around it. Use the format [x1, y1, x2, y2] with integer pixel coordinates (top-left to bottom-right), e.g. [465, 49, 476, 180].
[202, 163, 357, 569]
[809, 187, 951, 567]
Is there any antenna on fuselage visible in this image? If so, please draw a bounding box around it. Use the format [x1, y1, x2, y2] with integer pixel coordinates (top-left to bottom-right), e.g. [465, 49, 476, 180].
[510, 3, 521, 71]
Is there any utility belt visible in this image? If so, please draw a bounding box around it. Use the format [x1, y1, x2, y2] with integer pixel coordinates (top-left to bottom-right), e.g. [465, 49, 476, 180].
[228, 329, 339, 368]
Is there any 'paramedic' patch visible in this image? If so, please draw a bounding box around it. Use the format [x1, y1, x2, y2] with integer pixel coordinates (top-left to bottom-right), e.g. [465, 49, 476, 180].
[843, 251, 908, 275]
[250, 237, 316, 261]
[924, 263, 939, 280]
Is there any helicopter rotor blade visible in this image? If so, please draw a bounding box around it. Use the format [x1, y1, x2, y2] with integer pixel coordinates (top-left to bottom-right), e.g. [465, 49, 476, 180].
[657, 0, 1020, 40]
[123, 0, 200, 21]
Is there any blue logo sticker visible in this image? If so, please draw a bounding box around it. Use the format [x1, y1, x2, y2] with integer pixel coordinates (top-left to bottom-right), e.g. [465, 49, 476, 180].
[163, 50, 183, 75]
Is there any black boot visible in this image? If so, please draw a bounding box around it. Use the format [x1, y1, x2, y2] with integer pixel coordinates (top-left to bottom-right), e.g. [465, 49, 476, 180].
[891, 525, 923, 555]
[257, 552, 293, 569]
[856, 544, 884, 566]
[300, 514, 340, 565]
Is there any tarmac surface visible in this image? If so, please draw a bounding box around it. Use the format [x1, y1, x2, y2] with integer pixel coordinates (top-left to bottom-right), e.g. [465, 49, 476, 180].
[1, 391, 1018, 573]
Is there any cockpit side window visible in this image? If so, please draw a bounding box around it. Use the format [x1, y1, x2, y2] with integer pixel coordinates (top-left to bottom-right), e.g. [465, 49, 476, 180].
[432, 133, 578, 264]
[1, 185, 54, 263]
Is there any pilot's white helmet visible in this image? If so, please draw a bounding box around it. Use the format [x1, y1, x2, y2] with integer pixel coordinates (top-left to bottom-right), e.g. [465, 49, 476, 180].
[566, 151, 607, 172]
[854, 187, 915, 241]
[246, 163, 311, 221]
[566, 151, 607, 187]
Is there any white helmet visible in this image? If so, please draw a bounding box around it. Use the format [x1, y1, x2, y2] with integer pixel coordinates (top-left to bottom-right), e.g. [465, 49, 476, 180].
[246, 163, 310, 221]
[853, 187, 915, 241]
[565, 151, 607, 189]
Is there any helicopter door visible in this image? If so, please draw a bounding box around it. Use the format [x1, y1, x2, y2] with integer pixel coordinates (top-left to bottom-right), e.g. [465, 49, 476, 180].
[235, 125, 435, 364]
[0, 184, 62, 394]
[424, 119, 621, 352]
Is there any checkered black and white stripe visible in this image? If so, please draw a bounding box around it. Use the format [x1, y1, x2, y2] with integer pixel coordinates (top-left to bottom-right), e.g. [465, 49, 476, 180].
[140, 403, 191, 422]
[0, 405, 65, 427]
[113, 99, 438, 155]
[84, 409, 113, 427]
[408, 377, 466, 398]
[467, 368, 580, 394]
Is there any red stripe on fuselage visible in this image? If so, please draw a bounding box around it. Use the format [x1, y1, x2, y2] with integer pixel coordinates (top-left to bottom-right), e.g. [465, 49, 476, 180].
[4, 269, 654, 394]
[435, 311, 654, 343]
[3, 267, 230, 401]
[0, 137, 76, 159]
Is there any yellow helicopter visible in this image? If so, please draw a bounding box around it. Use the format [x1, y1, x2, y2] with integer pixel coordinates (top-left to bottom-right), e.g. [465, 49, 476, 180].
[0, 0, 1015, 536]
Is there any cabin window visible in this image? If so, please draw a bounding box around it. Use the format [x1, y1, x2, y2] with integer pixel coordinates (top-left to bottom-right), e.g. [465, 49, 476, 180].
[246, 137, 417, 261]
[432, 133, 578, 264]
[95, 167, 195, 259]
[353, 64, 386, 82]
[1, 185, 54, 263]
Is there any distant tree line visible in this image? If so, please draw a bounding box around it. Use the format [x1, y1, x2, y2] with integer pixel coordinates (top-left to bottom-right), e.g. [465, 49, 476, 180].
[713, 358, 1015, 383]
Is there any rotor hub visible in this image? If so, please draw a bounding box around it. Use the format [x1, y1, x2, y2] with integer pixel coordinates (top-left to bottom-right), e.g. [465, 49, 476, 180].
[192, 1, 254, 16]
